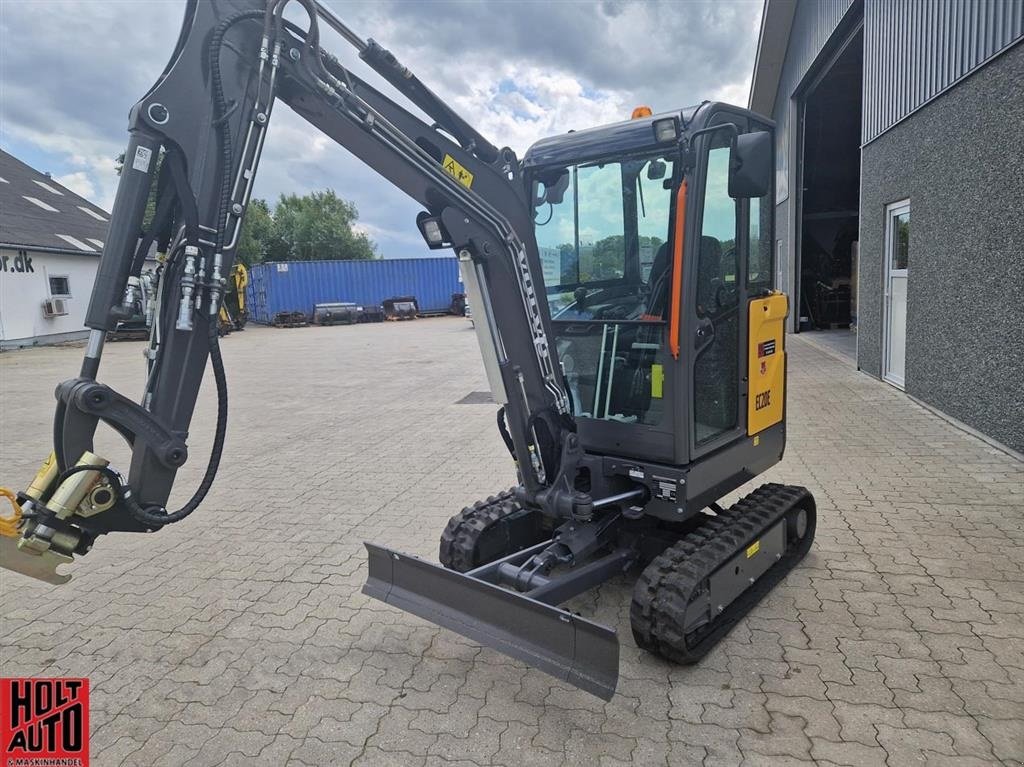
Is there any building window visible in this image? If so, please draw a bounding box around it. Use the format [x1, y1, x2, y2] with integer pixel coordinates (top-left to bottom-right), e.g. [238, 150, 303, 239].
[49, 275, 71, 297]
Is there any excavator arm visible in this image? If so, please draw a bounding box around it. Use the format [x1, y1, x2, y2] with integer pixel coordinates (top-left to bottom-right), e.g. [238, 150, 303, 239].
[5, 0, 586, 582]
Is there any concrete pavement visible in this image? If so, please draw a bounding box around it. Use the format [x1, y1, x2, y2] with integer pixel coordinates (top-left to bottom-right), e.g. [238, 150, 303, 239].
[1, 318, 1021, 765]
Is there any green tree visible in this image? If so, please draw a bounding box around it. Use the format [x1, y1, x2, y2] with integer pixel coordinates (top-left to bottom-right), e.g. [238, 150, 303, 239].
[583, 234, 626, 282]
[235, 198, 275, 265]
[272, 189, 376, 261]
[109, 158, 375, 263]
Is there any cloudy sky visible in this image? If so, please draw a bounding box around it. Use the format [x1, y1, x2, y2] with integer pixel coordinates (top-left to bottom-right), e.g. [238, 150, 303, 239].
[0, 0, 763, 258]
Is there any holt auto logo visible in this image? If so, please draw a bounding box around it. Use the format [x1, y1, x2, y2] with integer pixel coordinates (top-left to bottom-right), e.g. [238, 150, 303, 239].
[1, 678, 89, 767]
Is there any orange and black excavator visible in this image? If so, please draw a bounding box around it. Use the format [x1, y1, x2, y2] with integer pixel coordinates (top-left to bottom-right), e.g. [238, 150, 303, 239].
[1, 0, 815, 700]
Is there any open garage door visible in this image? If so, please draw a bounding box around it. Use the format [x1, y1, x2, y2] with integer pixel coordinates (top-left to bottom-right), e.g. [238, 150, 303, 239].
[795, 28, 863, 363]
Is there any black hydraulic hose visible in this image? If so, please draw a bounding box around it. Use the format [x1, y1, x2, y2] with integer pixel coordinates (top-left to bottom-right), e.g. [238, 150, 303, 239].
[143, 240, 187, 391]
[84, 307, 228, 527]
[58, 281, 229, 527]
[210, 10, 263, 245]
[496, 407, 516, 459]
[54, 8, 297, 527]
[48, 464, 151, 522]
[165, 148, 200, 245]
[127, 318, 229, 526]
[129, 159, 175, 276]
[134, 4, 301, 525]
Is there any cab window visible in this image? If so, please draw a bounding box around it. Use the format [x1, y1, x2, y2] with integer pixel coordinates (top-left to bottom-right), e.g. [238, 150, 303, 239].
[532, 152, 676, 426]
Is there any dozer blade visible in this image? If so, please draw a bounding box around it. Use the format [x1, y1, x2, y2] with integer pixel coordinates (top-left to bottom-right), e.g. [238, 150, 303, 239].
[363, 542, 619, 700]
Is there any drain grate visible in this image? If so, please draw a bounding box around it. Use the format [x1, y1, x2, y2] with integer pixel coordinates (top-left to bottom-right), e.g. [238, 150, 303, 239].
[456, 391, 494, 405]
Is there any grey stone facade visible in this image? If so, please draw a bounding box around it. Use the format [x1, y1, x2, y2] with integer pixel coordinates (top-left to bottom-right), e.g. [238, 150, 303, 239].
[858, 41, 1024, 453]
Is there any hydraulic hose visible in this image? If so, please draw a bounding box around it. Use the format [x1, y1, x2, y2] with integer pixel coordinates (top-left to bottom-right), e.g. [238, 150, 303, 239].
[128, 318, 228, 526]
[49, 7, 296, 529]
[53, 322, 227, 528]
[136, 3, 311, 526]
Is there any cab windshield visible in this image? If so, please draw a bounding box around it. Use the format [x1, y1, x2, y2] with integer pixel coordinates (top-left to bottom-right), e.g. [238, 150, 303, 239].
[532, 152, 677, 426]
[533, 152, 677, 322]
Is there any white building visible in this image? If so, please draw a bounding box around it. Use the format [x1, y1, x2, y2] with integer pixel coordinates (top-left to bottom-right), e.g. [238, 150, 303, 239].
[0, 150, 112, 350]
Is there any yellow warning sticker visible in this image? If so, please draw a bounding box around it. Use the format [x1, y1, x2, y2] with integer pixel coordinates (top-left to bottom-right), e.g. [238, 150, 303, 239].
[746, 540, 760, 558]
[651, 364, 664, 399]
[442, 154, 474, 189]
[753, 435, 760, 447]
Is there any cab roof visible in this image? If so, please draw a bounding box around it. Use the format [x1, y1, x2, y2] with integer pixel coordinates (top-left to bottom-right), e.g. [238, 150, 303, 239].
[522, 102, 767, 170]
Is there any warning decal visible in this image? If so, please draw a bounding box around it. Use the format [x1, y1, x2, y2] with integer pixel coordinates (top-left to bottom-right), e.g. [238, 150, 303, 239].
[442, 154, 474, 189]
[757, 339, 777, 358]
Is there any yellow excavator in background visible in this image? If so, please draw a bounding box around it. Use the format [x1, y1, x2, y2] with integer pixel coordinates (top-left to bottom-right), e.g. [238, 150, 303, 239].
[217, 263, 249, 335]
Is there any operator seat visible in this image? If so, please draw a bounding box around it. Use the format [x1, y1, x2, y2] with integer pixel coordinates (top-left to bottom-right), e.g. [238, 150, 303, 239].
[693, 234, 737, 437]
[646, 236, 723, 320]
[696, 235, 722, 317]
[644, 242, 671, 319]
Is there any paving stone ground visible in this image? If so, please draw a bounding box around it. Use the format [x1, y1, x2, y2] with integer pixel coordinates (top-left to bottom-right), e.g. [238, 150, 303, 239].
[1, 318, 1022, 766]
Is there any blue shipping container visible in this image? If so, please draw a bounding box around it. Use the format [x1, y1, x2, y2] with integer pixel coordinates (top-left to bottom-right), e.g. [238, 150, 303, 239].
[247, 257, 462, 323]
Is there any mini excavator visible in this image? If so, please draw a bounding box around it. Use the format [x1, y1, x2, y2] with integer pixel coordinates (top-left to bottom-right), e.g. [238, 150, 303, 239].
[1, 0, 816, 699]
[218, 263, 249, 334]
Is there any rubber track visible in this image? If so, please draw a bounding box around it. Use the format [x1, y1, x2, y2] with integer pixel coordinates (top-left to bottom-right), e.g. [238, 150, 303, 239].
[631, 483, 816, 664]
[438, 489, 520, 573]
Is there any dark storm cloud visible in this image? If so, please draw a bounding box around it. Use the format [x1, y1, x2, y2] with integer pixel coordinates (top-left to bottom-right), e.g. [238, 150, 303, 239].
[0, 0, 761, 256]
[352, 0, 760, 113]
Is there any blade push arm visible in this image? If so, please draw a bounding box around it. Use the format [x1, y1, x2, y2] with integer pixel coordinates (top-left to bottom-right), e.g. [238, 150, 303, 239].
[8, 0, 588, 580]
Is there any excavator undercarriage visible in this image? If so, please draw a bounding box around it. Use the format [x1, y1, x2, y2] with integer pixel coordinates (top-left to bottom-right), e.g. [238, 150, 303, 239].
[367, 483, 815, 699]
[1, 0, 816, 701]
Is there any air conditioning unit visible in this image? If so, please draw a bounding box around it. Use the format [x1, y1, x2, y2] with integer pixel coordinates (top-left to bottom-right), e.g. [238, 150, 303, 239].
[42, 298, 68, 318]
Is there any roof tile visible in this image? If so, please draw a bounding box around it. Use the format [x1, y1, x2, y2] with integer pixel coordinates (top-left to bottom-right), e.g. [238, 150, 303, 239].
[1, 149, 111, 255]
[56, 234, 97, 252]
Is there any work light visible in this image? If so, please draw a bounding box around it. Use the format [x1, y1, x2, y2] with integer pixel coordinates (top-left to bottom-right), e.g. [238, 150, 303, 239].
[416, 212, 449, 249]
[653, 117, 679, 144]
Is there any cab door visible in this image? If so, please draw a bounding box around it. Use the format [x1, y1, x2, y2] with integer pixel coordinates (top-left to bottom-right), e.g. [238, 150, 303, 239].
[687, 115, 749, 458]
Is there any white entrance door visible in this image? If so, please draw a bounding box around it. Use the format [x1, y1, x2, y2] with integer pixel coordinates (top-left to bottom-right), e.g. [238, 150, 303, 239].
[883, 200, 910, 388]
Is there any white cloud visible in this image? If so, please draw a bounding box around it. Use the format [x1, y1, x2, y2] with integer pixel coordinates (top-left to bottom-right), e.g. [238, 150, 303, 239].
[1, 0, 762, 255]
[53, 171, 96, 201]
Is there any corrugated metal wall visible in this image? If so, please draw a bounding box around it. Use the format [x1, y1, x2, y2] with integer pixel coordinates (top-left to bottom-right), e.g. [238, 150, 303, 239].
[863, 0, 1024, 143]
[771, 0, 856, 204]
[770, 0, 1024, 177]
[247, 257, 462, 323]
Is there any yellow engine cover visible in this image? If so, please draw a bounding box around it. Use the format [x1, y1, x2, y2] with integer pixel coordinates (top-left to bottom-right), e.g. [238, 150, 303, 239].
[748, 293, 788, 435]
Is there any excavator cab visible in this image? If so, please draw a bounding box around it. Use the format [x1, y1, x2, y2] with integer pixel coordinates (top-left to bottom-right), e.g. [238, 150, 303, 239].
[524, 103, 786, 512]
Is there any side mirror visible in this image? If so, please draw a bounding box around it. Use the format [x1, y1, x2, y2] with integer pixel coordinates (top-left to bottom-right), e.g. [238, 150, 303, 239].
[646, 159, 667, 181]
[533, 168, 570, 207]
[728, 131, 771, 199]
